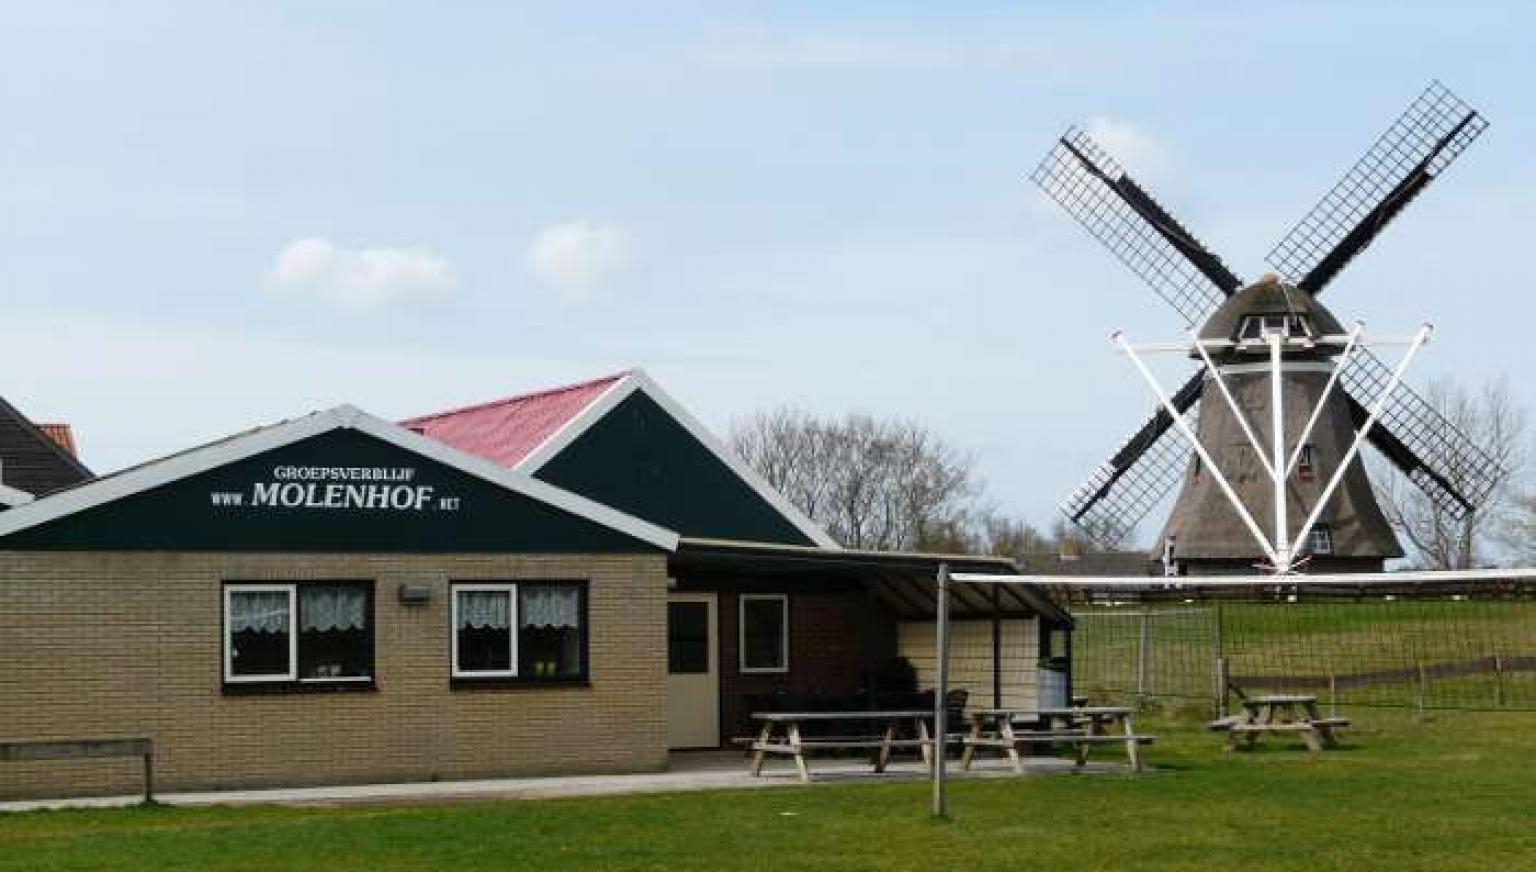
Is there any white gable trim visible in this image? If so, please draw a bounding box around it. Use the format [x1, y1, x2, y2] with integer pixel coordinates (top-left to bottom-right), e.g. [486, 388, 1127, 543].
[0, 482, 34, 508]
[515, 370, 840, 550]
[0, 405, 678, 551]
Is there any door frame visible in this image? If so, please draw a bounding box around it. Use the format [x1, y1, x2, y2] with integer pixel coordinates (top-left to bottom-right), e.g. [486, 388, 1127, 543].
[666, 591, 721, 750]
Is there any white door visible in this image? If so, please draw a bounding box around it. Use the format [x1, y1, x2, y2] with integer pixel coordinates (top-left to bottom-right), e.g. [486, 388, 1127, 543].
[667, 593, 720, 749]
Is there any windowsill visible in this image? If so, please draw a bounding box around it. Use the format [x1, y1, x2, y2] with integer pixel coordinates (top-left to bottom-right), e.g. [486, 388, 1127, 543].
[450, 676, 591, 691]
[222, 679, 378, 695]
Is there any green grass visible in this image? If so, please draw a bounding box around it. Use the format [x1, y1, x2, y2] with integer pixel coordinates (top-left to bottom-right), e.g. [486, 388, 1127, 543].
[3, 710, 1534, 872]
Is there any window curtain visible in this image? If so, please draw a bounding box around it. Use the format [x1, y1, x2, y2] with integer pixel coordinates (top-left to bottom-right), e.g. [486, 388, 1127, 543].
[521, 586, 580, 629]
[458, 590, 512, 629]
[230, 590, 290, 633]
[300, 587, 367, 632]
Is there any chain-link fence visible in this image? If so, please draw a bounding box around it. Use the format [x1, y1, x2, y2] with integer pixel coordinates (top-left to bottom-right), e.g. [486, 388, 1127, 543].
[1070, 584, 1536, 712]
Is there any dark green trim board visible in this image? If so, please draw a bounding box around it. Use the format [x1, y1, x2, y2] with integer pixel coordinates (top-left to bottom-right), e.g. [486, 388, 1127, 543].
[0, 429, 660, 553]
[535, 392, 816, 546]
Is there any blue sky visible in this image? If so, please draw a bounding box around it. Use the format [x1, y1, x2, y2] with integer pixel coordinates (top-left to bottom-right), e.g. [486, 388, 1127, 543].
[4, 1, 1534, 540]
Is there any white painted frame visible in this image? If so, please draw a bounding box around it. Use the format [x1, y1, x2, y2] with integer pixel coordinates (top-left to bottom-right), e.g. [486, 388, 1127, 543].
[451, 583, 519, 678]
[224, 584, 298, 683]
[514, 370, 841, 550]
[738, 593, 789, 674]
[0, 405, 678, 552]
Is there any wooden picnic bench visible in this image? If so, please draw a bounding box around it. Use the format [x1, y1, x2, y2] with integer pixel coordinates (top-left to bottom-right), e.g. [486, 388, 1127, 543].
[747, 711, 936, 783]
[960, 706, 1156, 773]
[1208, 694, 1349, 751]
[0, 738, 155, 802]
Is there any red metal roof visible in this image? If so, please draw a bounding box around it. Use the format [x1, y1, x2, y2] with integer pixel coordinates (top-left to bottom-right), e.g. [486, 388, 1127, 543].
[401, 371, 628, 468]
[37, 423, 78, 459]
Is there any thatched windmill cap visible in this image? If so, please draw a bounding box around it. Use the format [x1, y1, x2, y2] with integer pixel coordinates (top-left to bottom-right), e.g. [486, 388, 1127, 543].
[1197, 273, 1346, 341]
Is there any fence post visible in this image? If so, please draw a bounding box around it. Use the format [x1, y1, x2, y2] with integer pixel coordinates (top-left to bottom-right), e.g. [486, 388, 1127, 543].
[1137, 612, 1151, 698]
[1328, 672, 1338, 718]
[1216, 657, 1229, 718]
[1494, 655, 1505, 708]
[1416, 662, 1428, 721]
[1211, 604, 1224, 717]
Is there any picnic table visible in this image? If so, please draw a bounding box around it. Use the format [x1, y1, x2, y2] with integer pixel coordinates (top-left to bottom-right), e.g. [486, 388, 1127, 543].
[1208, 694, 1349, 751]
[748, 710, 935, 782]
[960, 705, 1155, 773]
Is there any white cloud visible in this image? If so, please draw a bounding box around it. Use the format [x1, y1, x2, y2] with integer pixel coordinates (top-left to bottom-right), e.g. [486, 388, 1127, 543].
[269, 237, 455, 305]
[526, 220, 633, 294]
[1085, 116, 1173, 183]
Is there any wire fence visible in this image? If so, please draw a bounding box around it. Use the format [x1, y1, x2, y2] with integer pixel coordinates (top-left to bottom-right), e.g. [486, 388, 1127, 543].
[1068, 583, 1536, 713]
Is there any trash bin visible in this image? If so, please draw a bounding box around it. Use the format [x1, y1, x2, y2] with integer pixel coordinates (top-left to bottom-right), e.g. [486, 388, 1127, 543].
[1038, 656, 1070, 709]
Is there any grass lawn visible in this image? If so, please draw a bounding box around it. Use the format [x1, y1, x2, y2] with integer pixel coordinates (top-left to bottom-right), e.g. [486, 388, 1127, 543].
[2, 710, 1533, 872]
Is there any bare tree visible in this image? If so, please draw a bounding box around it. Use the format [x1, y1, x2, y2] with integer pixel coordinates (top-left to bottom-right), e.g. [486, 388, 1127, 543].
[730, 408, 982, 551]
[1376, 376, 1526, 569]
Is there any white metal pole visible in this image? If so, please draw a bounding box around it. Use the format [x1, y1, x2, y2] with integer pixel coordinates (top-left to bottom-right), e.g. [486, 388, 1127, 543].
[1115, 331, 1280, 567]
[1270, 331, 1290, 571]
[933, 563, 949, 818]
[1288, 324, 1433, 557]
[1192, 334, 1274, 478]
[1284, 323, 1363, 477]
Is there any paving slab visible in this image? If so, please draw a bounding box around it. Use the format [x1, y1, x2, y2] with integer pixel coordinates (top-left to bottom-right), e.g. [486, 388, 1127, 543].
[0, 755, 1134, 813]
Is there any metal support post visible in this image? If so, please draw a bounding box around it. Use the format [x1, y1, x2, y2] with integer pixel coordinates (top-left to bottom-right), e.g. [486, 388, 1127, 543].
[933, 564, 950, 818]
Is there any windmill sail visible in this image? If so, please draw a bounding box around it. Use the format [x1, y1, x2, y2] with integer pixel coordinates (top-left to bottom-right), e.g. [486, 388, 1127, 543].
[1061, 370, 1205, 545]
[1031, 127, 1241, 325]
[1340, 348, 1503, 518]
[1267, 81, 1489, 295]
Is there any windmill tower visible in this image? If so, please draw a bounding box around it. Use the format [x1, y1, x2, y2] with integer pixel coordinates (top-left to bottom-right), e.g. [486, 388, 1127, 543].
[1031, 82, 1503, 574]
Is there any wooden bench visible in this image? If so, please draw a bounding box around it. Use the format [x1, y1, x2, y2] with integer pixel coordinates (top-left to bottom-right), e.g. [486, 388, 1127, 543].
[1212, 695, 1351, 751]
[0, 738, 155, 802]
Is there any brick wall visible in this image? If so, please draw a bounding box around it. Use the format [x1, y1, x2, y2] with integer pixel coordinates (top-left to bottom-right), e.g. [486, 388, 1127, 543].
[0, 550, 669, 800]
[715, 589, 895, 743]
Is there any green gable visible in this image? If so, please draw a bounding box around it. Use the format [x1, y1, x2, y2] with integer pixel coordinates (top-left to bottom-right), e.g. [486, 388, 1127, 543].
[534, 391, 816, 546]
[1, 428, 659, 553]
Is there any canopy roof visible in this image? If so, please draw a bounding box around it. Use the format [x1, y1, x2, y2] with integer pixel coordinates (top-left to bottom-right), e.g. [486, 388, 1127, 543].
[672, 537, 1072, 626]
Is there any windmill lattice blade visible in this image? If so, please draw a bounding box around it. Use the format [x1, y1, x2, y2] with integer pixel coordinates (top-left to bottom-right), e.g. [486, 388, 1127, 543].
[1031, 127, 1240, 326]
[1340, 348, 1502, 518]
[1061, 372, 1205, 545]
[1267, 81, 1488, 294]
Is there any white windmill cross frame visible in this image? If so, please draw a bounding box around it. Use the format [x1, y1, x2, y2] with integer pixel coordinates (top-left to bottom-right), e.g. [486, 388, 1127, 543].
[1112, 322, 1433, 574]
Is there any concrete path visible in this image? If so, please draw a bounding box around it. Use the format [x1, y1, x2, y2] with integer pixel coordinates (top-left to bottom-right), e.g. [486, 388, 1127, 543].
[0, 754, 1133, 813]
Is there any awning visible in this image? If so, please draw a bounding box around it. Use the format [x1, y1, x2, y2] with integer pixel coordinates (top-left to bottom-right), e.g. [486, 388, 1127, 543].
[671, 537, 1072, 627]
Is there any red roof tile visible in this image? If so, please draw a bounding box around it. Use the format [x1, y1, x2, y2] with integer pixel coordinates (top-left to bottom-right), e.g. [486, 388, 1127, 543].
[38, 423, 78, 459]
[401, 371, 629, 468]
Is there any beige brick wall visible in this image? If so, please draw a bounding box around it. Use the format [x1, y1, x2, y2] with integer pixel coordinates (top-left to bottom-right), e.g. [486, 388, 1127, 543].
[0, 550, 669, 800]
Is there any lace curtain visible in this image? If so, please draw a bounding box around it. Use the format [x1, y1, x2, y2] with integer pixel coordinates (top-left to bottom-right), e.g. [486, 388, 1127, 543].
[522, 586, 580, 629]
[456, 586, 580, 629]
[458, 590, 511, 629]
[229, 590, 290, 634]
[300, 587, 367, 632]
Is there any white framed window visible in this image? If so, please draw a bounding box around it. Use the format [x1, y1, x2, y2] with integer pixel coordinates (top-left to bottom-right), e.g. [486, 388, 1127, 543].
[224, 583, 374, 685]
[451, 582, 590, 681]
[453, 583, 518, 678]
[739, 594, 789, 674]
[1307, 524, 1334, 556]
[225, 584, 297, 683]
[1239, 314, 1312, 341]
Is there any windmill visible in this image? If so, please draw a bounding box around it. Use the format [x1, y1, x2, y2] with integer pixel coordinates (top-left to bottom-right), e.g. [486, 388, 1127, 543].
[1031, 81, 1501, 574]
